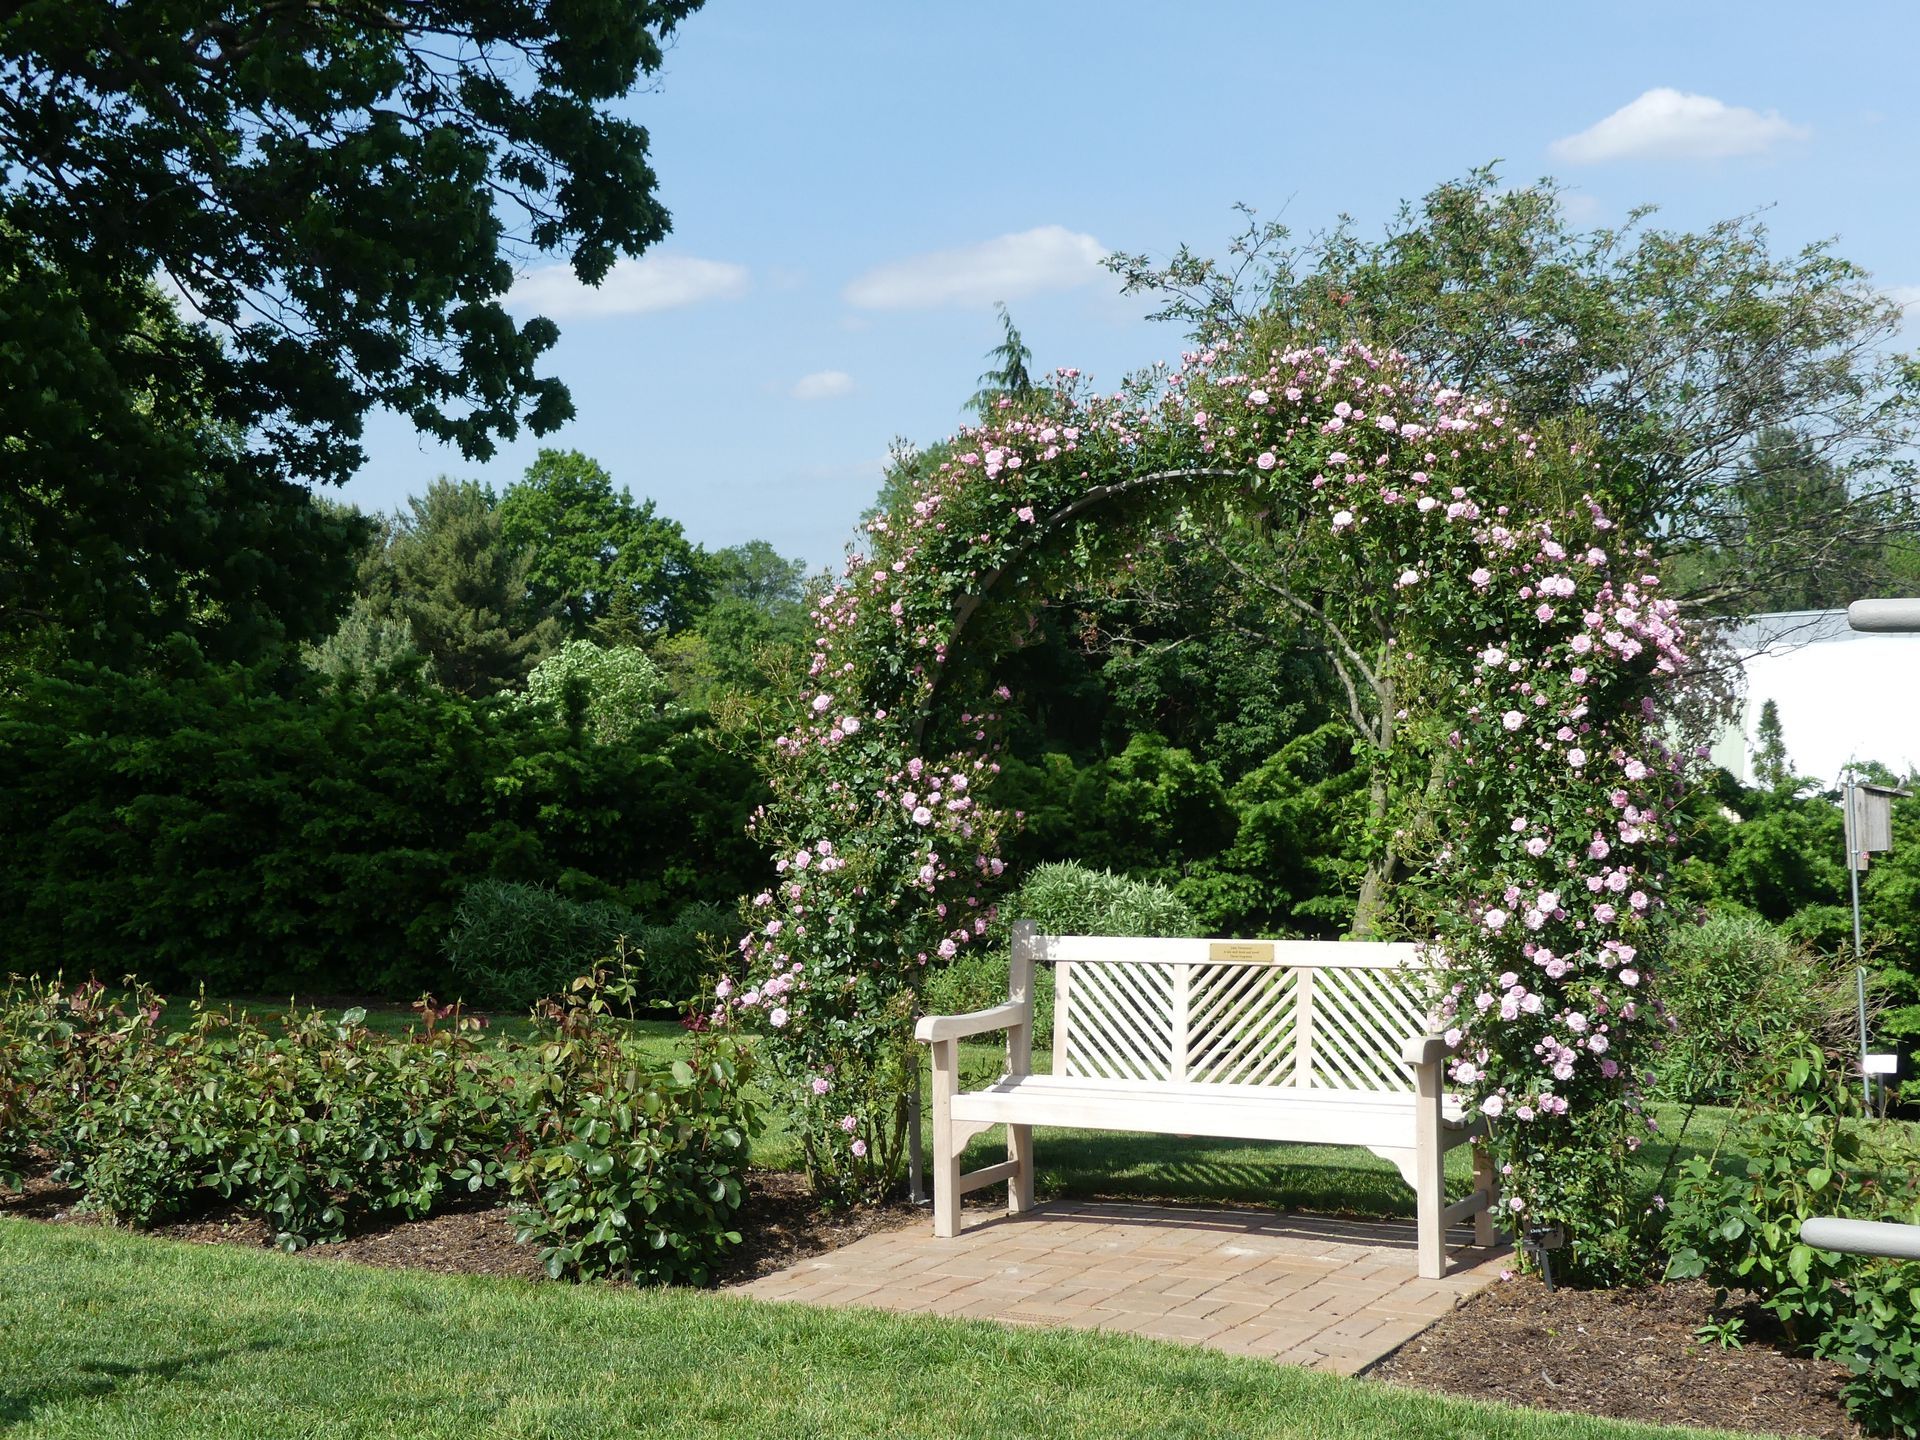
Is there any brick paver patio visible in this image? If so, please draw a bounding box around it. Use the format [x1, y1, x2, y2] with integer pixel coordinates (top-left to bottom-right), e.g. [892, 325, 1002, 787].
[739, 1201, 1509, 1374]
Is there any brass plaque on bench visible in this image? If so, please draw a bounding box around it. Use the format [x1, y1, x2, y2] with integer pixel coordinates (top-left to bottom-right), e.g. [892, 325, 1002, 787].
[1208, 941, 1276, 964]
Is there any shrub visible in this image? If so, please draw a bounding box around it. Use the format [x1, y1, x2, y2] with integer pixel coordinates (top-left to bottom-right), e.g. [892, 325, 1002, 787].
[1654, 912, 1858, 1104]
[445, 885, 730, 1012]
[3, 980, 516, 1247]
[200, 1003, 516, 1248]
[1838, 1260, 1920, 1438]
[445, 881, 647, 1012]
[991, 736, 1238, 885]
[508, 966, 757, 1284]
[1663, 1044, 1890, 1345]
[1663, 1042, 1920, 1435]
[2, 971, 756, 1275]
[1011, 861, 1203, 939]
[921, 863, 1201, 1042]
[922, 950, 1057, 1042]
[636, 901, 735, 1005]
[0, 655, 764, 997]
[75, 1026, 226, 1227]
[518, 640, 672, 744]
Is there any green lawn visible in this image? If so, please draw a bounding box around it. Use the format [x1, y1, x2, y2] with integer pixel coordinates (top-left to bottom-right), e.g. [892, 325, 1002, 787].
[0, 1219, 1756, 1440]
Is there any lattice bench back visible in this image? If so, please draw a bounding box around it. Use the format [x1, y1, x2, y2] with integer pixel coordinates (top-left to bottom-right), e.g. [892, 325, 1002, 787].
[1042, 935, 1431, 1094]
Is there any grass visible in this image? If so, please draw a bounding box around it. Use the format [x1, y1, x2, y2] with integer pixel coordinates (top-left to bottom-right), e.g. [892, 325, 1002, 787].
[0, 1218, 1758, 1440]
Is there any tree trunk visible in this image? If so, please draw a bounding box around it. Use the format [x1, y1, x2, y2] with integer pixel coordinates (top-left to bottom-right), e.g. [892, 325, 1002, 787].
[1349, 675, 1395, 939]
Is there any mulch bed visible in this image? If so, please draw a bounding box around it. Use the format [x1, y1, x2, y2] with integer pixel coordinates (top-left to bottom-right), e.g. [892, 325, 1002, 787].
[0, 1161, 919, 1288]
[4, 1164, 1862, 1434]
[1372, 1273, 1859, 1438]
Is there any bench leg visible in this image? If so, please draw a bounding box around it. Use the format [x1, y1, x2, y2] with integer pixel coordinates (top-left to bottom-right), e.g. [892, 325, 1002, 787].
[1414, 1147, 1444, 1280]
[1413, 1060, 1445, 1280]
[929, 1039, 962, 1238]
[1473, 1142, 1498, 1248]
[1007, 1123, 1034, 1216]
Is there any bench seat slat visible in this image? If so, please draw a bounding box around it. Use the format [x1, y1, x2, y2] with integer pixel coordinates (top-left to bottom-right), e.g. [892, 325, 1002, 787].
[949, 1073, 1473, 1149]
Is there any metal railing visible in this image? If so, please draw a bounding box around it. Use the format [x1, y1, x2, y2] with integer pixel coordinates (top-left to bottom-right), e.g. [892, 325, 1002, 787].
[1801, 1216, 1920, 1261]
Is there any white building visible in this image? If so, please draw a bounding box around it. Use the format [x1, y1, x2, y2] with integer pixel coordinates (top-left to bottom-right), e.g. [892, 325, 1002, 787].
[1710, 610, 1920, 788]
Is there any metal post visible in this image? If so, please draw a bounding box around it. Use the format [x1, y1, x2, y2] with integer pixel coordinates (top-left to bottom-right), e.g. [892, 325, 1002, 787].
[1845, 769, 1871, 1111]
[906, 1073, 925, 1205]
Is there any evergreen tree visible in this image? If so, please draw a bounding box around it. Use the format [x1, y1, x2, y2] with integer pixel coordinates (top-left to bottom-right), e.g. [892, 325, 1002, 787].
[302, 595, 430, 693]
[967, 303, 1036, 418]
[1753, 698, 1794, 792]
[378, 479, 558, 696]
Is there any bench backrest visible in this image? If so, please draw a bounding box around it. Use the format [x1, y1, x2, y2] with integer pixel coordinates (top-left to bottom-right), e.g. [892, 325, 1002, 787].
[1032, 932, 1431, 1094]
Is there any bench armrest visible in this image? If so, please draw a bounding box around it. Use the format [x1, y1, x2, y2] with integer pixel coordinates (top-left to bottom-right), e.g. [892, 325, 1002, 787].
[1401, 1033, 1449, 1068]
[915, 1000, 1028, 1043]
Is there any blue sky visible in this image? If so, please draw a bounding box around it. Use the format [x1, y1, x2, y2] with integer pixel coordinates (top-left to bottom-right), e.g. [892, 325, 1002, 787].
[339, 0, 1920, 575]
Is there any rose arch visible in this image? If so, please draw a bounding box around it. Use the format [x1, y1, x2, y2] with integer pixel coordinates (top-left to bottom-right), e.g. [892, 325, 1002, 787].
[718, 337, 1697, 1281]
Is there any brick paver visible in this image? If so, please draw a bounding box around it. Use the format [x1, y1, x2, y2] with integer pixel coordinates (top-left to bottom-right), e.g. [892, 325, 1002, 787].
[737, 1201, 1508, 1375]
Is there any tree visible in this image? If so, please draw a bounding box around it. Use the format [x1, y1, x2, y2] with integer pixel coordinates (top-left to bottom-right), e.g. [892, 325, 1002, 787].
[375, 479, 558, 696]
[0, 1, 702, 663]
[498, 449, 709, 640]
[1677, 426, 1882, 613]
[1106, 168, 1920, 618]
[709, 540, 807, 613]
[1752, 699, 1794, 793]
[0, 243, 369, 670]
[967, 303, 1036, 418]
[519, 639, 671, 743]
[302, 595, 429, 693]
[650, 537, 810, 710]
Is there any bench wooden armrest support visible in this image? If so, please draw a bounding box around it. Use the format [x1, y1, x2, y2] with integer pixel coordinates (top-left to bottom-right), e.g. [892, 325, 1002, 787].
[917, 922, 1040, 1237]
[1400, 1033, 1449, 1068]
[914, 1001, 1028, 1043]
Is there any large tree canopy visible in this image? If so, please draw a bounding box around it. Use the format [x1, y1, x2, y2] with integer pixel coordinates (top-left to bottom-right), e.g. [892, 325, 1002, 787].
[1107, 168, 1919, 617]
[0, 241, 373, 670]
[0, 0, 702, 666]
[498, 448, 710, 641]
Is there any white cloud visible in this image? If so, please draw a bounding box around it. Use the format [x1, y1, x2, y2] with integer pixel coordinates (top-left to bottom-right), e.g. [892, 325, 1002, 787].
[1556, 191, 1604, 225]
[506, 253, 749, 319]
[790, 370, 855, 401]
[1549, 88, 1808, 164]
[843, 225, 1107, 310]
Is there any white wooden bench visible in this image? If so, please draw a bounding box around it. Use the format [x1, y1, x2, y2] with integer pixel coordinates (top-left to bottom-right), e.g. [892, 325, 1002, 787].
[914, 922, 1497, 1278]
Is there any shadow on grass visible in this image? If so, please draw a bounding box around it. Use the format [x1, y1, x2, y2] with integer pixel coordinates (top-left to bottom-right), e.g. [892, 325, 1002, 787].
[0, 1340, 278, 1426]
[959, 1129, 1425, 1217]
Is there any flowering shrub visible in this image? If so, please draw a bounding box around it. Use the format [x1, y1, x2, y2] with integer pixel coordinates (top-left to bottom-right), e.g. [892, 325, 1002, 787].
[727, 337, 1701, 1239]
[1415, 509, 1701, 1281]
